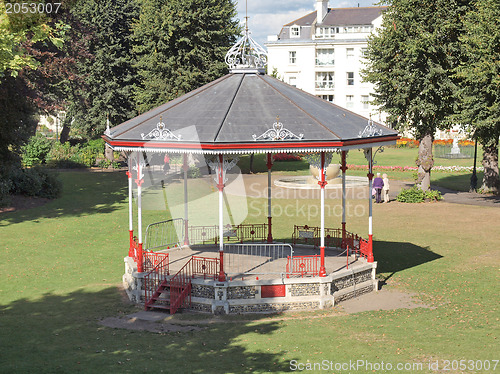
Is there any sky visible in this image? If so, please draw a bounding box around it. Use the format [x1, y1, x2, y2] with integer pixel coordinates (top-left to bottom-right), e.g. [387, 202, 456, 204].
[235, 0, 380, 47]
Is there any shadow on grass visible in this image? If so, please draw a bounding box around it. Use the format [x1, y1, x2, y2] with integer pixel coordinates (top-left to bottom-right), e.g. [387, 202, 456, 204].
[374, 240, 443, 286]
[0, 288, 290, 373]
[0, 171, 129, 226]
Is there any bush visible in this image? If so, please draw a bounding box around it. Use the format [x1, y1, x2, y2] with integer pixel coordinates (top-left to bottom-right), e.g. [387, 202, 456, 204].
[10, 168, 62, 199]
[21, 134, 53, 167]
[397, 185, 442, 203]
[187, 166, 201, 178]
[0, 177, 13, 207]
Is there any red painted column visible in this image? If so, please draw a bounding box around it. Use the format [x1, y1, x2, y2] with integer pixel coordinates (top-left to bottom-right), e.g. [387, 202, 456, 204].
[367, 149, 375, 263]
[217, 154, 226, 282]
[340, 151, 348, 249]
[266, 153, 273, 243]
[135, 154, 145, 272]
[126, 169, 134, 257]
[319, 152, 327, 277]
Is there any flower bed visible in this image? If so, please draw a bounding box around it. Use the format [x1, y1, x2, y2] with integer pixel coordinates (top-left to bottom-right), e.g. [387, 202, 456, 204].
[346, 164, 482, 173]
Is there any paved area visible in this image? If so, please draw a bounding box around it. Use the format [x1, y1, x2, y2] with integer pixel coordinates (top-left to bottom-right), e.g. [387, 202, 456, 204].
[229, 173, 499, 207]
[162, 244, 365, 280]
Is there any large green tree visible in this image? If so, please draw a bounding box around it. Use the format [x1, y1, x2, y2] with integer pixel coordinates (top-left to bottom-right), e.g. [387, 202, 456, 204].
[132, 0, 240, 113]
[0, 1, 66, 166]
[454, 0, 500, 193]
[363, 0, 471, 191]
[67, 0, 139, 139]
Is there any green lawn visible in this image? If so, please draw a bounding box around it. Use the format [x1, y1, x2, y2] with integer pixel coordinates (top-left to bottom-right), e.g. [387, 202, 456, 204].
[1, 171, 499, 373]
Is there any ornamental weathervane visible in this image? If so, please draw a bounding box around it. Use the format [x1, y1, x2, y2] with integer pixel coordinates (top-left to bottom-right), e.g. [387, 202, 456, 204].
[224, 1, 267, 73]
[253, 116, 304, 141]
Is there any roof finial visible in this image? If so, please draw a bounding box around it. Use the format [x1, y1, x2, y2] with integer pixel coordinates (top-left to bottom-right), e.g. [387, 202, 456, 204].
[245, 0, 249, 33]
[225, 0, 267, 74]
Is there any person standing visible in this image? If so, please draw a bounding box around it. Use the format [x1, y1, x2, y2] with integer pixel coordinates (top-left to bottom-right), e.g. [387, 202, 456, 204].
[373, 173, 384, 203]
[382, 173, 390, 203]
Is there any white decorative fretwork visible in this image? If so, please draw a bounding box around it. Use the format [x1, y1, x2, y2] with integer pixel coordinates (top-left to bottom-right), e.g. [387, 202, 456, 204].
[207, 156, 239, 185]
[253, 117, 304, 141]
[358, 116, 383, 138]
[141, 117, 181, 141]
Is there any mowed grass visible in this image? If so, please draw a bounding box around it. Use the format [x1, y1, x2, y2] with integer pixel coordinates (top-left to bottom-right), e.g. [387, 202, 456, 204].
[0, 171, 499, 373]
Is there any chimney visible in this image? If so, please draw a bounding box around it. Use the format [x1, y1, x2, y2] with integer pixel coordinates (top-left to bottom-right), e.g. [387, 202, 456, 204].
[316, 0, 329, 24]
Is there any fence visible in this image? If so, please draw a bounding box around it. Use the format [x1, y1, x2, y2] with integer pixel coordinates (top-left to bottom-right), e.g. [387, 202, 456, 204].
[286, 255, 320, 277]
[292, 225, 343, 248]
[144, 218, 184, 251]
[191, 256, 220, 280]
[224, 243, 293, 277]
[143, 252, 169, 274]
[144, 253, 170, 309]
[189, 223, 268, 245]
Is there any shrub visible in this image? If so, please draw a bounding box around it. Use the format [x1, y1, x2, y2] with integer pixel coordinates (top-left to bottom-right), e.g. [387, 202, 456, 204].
[21, 134, 53, 167]
[9, 168, 62, 198]
[187, 166, 201, 178]
[98, 159, 111, 169]
[397, 185, 442, 203]
[0, 177, 13, 207]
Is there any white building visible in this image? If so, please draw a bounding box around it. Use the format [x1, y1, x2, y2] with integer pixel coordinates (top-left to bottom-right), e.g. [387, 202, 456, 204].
[266, 0, 387, 123]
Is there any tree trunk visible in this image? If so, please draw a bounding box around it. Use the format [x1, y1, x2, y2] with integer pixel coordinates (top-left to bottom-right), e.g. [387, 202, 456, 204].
[416, 133, 434, 191]
[59, 123, 70, 143]
[481, 142, 499, 194]
[249, 153, 255, 174]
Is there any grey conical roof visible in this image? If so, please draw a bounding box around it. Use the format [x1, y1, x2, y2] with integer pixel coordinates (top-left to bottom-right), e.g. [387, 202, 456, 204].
[104, 72, 398, 154]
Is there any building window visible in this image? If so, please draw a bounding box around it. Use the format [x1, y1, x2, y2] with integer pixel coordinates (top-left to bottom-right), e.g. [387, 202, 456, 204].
[318, 95, 334, 103]
[347, 72, 354, 86]
[288, 76, 297, 87]
[290, 26, 300, 38]
[289, 51, 296, 64]
[315, 27, 337, 38]
[315, 49, 334, 66]
[346, 48, 354, 59]
[315, 72, 334, 90]
[361, 95, 370, 109]
[346, 95, 354, 108]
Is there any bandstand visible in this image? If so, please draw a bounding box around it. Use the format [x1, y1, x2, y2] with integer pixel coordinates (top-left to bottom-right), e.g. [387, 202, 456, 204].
[102, 28, 399, 314]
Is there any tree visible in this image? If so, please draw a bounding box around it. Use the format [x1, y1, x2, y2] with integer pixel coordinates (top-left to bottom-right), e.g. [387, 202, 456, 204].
[132, 0, 240, 113]
[363, 0, 471, 191]
[454, 0, 500, 193]
[67, 0, 139, 139]
[0, 1, 66, 167]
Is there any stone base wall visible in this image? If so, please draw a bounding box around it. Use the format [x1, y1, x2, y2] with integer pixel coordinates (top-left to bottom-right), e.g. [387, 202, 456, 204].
[123, 256, 378, 314]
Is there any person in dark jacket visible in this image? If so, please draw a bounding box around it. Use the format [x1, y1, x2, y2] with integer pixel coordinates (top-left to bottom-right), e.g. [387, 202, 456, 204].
[373, 173, 384, 203]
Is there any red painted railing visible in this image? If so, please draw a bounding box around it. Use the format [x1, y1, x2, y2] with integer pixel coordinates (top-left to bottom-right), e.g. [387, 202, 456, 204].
[143, 252, 169, 273]
[191, 256, 220, 280]
[169, 259, 193, 314]
[292, 225, 342, 248]
[144, 255, 219, 314]
[359, 237, 370, 260]
[286, 255, 320, 277]
[144, 253, 170, 309]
